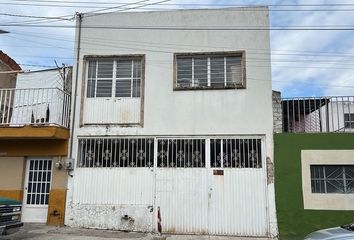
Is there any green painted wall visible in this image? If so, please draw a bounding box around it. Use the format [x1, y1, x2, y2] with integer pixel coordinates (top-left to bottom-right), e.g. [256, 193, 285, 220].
[274, 133, 354, 240]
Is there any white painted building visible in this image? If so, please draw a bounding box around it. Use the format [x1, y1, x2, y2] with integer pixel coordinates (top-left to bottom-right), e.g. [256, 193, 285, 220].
[66, 7, 278, 238]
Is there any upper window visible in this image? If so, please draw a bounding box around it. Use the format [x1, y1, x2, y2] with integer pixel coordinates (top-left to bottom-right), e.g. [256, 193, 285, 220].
[86, 57, 142, 98]
[174, 52, 245, 90]
[310, 165, 354, 194]
[344, 113, 354, 129]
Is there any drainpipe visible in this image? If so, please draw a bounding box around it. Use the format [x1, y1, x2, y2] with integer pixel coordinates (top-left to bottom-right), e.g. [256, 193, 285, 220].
[67, 13, 82, 175]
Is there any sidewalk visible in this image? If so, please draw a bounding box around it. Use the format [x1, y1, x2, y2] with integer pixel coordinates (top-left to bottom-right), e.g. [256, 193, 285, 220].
[0, 224, 270, 240]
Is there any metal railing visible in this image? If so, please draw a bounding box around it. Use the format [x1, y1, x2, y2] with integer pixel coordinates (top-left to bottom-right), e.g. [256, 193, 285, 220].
[281, 96, 354, 133]
[0, 88, 71, 128]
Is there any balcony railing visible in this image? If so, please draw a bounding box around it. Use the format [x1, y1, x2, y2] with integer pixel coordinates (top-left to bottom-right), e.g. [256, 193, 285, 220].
[280, 96, 354, 133]
[0, 88, 71, 128]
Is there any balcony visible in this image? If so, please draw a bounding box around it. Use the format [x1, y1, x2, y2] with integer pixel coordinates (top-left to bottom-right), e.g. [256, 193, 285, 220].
[278, 96, 354, 133]
[0, 88, 70, 139]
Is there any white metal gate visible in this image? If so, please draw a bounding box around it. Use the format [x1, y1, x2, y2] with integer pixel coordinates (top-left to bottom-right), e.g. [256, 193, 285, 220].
[73, 136, 268, 236]
[155, 137, 268, 236]
[22, 158, 52, 223]
[72, 138, 155, 231]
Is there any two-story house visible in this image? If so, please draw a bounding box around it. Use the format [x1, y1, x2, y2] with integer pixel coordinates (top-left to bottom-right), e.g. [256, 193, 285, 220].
[0, 63, 71, 226]
[66, 7, 278, 238]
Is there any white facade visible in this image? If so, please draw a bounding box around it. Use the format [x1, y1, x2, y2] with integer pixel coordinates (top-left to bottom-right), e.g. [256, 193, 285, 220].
[66, 7, 277, 238]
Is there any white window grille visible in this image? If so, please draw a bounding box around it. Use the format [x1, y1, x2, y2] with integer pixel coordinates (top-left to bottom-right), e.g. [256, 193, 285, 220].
[344, 113, 354, 129]
[210, 138, 262, 168]
[78, 138, 154, 168]
[311, 165, 354, 193]
[26, 159, 52, 205]
[157, 139, 206, 168]
[78, 137, 263, 169]
[175, 52, 244, 89]
[86, 58, 142, 98]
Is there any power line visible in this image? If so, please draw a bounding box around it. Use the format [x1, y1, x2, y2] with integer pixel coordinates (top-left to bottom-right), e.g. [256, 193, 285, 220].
[0, 13, 72, 20]
[14, 61, 354, 89]
[82, 0, 151, 16]
[12, 29, 354, 57]
[19, 63, 57, 67]
[3, 1, 354, 11]
[7, 31, 354, 65]
[83, 0, 171, 18]
[5, 1, 354, 7]
[3, 23, 354, 30]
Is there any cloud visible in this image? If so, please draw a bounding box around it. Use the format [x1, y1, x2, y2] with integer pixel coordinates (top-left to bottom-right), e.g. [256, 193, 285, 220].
[1, 0, 354, 97]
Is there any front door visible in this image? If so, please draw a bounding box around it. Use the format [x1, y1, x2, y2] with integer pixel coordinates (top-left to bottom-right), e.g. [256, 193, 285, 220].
[22, 158, 52, 223]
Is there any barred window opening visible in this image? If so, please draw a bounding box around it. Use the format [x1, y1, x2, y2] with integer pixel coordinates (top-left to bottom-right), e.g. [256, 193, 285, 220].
[86, 58, 142, 98]
[344, 113, 354, 129]
[157, 139, 205, 168]
[78, 137, 263, 169]
[175, 53, 244, 89]
[210, 138, 262, 168]
[311, 165, 354, 194]
[78, 138, 154, 168]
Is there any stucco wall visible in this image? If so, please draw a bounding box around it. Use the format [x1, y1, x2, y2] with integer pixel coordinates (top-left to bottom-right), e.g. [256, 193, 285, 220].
[0, 157, 25, 201]
[47, 156, 67, 226]
[274, 133, 354, 240]
[68, 7, 277, 235]
[73, 7, 273, 138]
[0, 157, 25, 189]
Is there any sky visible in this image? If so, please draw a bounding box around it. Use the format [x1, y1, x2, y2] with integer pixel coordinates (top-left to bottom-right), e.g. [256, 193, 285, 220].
[1, 0, 354, 97]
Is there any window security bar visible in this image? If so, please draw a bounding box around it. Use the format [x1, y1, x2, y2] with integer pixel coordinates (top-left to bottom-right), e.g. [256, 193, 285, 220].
[78, 137, 263, 169]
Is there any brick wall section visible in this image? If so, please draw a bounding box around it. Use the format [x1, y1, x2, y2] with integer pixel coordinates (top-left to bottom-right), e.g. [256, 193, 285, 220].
[0, 50, 21, 89]
[272, 91, 283, 133]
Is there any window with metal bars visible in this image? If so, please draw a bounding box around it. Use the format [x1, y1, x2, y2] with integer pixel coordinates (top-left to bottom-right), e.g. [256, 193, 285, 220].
[157, 139, 206, 168]
[344, 113, 354, 129]
[86, 57, 142, 98]
[175, 52, 245, 90]
[310, 165, 354, 193]
[210, 138, 262, 168]
[78, 138, 154, 168]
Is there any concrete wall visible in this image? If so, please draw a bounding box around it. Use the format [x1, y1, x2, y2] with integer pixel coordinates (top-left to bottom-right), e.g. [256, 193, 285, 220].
[68, 7, 277, 236]
[47, 156, 67, 226]
[0, 157, 25, 201]
[274, 133, 354, 240]
[73, 8, 273, 137]
[301, 150, 354, 211]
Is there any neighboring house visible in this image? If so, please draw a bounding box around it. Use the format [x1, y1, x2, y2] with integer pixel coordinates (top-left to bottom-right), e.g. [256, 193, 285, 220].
[272, 92, 354, 239]
[66, 7, 278, 238]
[0, 50, 21, 89]
[0, 51, 22, 124]
[0, 66, 72, 226]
